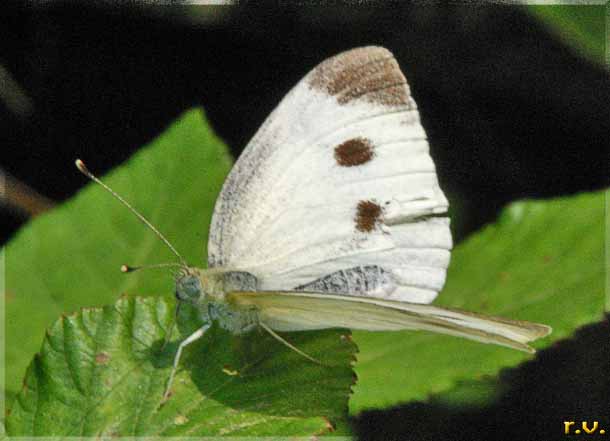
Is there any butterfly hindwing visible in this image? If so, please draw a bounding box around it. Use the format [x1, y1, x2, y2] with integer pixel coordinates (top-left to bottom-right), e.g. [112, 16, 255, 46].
[227, 291, 551, 353]
[208, 47, 451, 304]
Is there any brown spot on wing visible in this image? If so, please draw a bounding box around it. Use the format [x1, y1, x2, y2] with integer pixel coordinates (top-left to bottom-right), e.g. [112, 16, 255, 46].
[355, 200, 383, 232]
[308, 46, 412, 107]
[334, 137, 374, 166]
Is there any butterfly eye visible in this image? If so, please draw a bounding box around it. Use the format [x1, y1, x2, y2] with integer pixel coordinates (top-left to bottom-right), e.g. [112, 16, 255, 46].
[175, 275, 202, 302]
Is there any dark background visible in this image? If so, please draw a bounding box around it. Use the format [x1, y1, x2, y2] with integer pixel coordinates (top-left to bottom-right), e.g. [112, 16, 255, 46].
[2, 2, 609, 440]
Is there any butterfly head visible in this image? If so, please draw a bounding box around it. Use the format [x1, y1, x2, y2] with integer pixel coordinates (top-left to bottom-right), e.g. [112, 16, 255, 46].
[175, 270, 203, 303]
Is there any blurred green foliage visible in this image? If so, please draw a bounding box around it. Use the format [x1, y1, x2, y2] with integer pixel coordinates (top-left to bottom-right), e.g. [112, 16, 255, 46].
[527, 5, 606, 65]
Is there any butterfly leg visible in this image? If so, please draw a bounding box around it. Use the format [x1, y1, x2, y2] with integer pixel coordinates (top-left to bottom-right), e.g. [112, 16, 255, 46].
[163, 323, 211, 401]
[258, 321, 322, 365]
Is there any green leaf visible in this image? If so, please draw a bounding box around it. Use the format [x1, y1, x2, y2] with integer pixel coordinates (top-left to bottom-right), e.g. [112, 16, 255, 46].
[5, 109, 356, 436]
[350, 189, 607, 413]
[7, 296, 355, 436]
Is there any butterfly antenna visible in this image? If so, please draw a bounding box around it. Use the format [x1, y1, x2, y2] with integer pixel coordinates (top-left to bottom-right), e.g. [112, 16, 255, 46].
[75, 159, 188, 267]
[121, 263, 185, 273]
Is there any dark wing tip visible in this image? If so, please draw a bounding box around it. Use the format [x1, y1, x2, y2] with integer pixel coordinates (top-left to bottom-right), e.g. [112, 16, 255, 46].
[307, 46, 413, 107]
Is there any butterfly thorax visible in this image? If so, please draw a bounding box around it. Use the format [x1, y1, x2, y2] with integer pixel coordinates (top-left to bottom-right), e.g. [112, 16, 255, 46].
[175, 267, 259, 334]
[175, 267, 256, 299]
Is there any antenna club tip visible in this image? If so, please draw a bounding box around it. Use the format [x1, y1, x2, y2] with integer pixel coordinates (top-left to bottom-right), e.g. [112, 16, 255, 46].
[75, 159, 89, 174]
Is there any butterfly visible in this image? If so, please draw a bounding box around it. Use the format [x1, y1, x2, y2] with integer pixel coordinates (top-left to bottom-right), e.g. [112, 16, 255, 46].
[76, 46, 551, 401]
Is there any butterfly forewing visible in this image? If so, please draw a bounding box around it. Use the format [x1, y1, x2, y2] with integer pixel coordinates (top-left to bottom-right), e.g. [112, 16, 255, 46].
[208, 46, 451, 304]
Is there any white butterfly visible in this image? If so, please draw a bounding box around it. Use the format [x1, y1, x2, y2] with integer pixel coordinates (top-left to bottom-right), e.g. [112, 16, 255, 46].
[76, 46, 551, 401]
